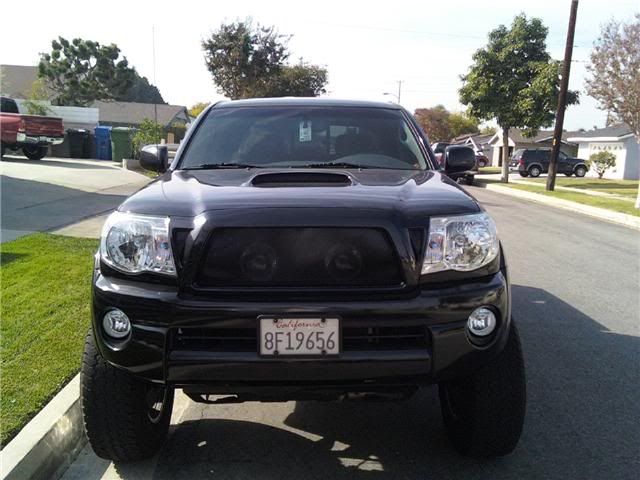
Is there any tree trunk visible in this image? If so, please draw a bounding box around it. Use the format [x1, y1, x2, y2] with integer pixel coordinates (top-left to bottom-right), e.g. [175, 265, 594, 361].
[501, 127, 510, 183]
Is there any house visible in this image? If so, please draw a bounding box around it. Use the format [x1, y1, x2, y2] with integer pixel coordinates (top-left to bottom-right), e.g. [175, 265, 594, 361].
[451, 133, 496, 160]
[485, 129, 579, 166]
[567, 124, 639, 180]
[92, 101, 190, 129]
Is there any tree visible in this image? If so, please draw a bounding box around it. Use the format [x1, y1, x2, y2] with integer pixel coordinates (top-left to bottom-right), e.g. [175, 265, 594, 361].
[23, 79, 52, 116]
[449, 112, 479, 138]
[585, 14, 640, 207]
[413, 105, 478, 142]
[459, 14, 579, 183]
[479, 125, 497, 136]
[202, 20, 328, 99]
[587, 151, 616, 179]
[414, 105, 451, 142]
[188, 102, 209, 118]
[117, 72, 165, 104]
[131, 119, 164, 157]
[38, 37, 135, 106]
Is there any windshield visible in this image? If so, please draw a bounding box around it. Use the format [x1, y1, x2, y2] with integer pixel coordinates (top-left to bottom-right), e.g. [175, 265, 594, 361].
[179, 106, 428, 170]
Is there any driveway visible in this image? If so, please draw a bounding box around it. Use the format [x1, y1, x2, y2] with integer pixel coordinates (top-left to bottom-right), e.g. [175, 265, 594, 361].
[0, 156, 149, 242]
[62, 186, 640, 480]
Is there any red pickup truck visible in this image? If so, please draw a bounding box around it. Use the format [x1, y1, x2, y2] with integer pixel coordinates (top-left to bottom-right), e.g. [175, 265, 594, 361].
[1, 96, 65, 160]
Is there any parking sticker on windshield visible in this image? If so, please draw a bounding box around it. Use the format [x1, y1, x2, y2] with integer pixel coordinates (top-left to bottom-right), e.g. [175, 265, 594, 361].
[299, 121, 312, 142]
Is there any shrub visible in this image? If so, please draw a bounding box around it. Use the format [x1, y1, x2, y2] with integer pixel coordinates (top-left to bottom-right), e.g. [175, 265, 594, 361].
[131, 118, 163, 158]
[587, 151, 616, 178]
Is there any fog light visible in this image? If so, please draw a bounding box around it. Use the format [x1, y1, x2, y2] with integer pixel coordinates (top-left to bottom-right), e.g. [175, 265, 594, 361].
[467, 307, 496, 337]
[103, 309, 131, 339]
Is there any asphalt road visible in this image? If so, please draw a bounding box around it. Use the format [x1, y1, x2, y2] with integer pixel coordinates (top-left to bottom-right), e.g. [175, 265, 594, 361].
[0, 155, 148, 243]
[63, 186, 640, 480]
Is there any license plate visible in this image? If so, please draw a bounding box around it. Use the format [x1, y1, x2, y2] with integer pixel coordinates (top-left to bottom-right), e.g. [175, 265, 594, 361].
[259, 317, 340, 356]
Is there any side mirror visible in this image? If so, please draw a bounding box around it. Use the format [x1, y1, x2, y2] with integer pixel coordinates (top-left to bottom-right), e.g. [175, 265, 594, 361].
[444, 145, 476, 174]
[139, 145, 168, 173]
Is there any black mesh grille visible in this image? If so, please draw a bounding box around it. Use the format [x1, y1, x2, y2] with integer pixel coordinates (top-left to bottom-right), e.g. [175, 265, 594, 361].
[195, 228, 403, 288]
[172, 325, 429, 353]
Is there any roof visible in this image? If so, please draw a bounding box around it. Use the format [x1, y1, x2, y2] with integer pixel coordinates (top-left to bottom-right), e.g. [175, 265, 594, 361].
[215, 98, 401, 109]
[0, 64, 50, 99]
[566, 124, 634, 141]
[489, 128, 582, 146]
[92, 100, 188, 126]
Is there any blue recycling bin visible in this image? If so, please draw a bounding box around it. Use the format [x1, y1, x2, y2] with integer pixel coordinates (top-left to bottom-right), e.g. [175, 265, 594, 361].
[94, 126, 113, 160]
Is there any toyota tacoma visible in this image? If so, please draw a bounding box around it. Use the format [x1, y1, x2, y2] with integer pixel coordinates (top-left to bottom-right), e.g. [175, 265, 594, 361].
[82, 98, 526, 461]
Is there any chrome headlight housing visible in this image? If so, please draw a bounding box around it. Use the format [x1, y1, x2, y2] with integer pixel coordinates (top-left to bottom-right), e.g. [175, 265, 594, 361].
[422, 212, 499, 274]
[100, 212, 176, 276]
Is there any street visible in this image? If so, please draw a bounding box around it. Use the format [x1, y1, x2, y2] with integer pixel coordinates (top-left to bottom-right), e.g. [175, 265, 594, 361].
[62, 186, 640, 480]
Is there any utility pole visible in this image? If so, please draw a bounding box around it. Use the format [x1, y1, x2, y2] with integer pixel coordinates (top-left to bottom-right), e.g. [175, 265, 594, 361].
[547, 0, 578, 191]
[397, 80, 403, 104]
[152, 25, 159, 145]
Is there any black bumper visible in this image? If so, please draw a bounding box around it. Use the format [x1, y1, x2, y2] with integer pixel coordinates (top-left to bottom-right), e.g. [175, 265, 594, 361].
[91, 268, 510, 391]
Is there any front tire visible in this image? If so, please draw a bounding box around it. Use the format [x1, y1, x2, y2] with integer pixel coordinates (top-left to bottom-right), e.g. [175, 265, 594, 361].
[439, 322, 526, 458]
[81, 329, 174, 462]
[22, 145, 48, 160]
[574, 166, 587, 177]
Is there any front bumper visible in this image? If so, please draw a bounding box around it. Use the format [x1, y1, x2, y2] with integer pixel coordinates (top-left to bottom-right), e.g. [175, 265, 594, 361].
[91, 266, 511, 392]
[16, 132, 64, 146]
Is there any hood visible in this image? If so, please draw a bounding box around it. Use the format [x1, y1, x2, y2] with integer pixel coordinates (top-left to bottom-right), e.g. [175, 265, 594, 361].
[119, 169, 481, 222]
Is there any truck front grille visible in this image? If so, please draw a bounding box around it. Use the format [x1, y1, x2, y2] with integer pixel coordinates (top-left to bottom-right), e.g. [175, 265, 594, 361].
[195, 227, 403, 289]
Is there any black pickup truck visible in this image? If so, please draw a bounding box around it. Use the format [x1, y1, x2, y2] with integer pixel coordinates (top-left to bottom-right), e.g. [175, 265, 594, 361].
[82, 98, 525, 462]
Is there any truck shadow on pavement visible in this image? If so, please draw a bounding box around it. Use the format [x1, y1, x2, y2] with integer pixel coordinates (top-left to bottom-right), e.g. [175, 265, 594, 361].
[109, 284, 638, 480]
[1, 176, 128, 238]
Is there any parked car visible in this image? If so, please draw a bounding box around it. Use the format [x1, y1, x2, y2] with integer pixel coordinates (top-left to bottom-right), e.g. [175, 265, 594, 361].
[82, 98, 525, 462]
[509, 148, 587, 178]
[0, 96, 64, 160]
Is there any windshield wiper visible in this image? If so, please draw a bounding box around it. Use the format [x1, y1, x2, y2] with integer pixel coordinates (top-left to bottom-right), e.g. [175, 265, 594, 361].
[183, 163, 261, 170]
[304, 162, 371, 169]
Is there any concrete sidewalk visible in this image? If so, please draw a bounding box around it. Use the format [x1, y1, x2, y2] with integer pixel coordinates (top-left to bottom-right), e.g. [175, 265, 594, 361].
[1, 156, 149, 243]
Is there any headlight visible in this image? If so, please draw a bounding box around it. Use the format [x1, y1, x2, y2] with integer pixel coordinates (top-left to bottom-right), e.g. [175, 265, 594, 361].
[422, 212, 499, 274]
[100, 212, 176, 276]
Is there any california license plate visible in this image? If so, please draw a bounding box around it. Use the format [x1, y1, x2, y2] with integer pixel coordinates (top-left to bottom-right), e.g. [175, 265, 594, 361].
[259, 317, 340, 356]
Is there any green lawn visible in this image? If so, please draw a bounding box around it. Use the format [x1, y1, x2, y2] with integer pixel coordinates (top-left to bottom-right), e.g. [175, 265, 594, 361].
[525, 178, 639, 199]
[478, 167, 502, 175]
[480, 180, 640, 217]
[0, 234, 98, 446]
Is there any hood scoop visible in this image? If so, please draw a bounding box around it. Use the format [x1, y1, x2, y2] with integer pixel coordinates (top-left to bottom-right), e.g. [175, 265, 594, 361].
[250, 171, 353, 188]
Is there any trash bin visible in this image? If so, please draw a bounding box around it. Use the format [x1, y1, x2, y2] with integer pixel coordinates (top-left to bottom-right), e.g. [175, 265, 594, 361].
[94, 126, 112, 160]
[67, 129, 90, 159]
[111, 127, 134, 162]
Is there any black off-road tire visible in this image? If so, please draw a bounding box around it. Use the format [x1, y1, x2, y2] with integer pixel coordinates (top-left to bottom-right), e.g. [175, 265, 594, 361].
[465, 175, 475, 186]
[22, 145, 48, 160]
[81, 329, 174, 462]
[439, 322, 526, 458]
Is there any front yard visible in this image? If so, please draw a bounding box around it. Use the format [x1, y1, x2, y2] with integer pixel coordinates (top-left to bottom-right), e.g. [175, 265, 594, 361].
[0, 234, 98, 445]
[524, 177, 639, 199]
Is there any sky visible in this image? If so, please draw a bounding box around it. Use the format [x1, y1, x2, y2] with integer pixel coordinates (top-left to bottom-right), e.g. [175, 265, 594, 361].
[1, 0, 638, 131]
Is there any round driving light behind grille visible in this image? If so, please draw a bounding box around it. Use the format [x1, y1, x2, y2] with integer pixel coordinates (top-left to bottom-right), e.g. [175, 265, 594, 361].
[240, 243, 278, 282]
[325, 243, 363, 281]
[467, 307, 497, 337]
[103, 309, 131, 339]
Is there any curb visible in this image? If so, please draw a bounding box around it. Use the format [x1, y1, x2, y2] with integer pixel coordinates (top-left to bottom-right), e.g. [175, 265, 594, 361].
[477, 182, 640, 231]
[1, 375, 86, 480]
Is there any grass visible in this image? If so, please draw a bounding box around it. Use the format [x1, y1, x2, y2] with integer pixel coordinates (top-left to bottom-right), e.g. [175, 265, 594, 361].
[478, 167, 502, 175]
[525, 177, 639, 199]
[0, 234, 98, 446]
[479, 179, 640, 217]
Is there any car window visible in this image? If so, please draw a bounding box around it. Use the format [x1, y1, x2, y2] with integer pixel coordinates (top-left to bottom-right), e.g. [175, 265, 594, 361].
[537, 150, 550, 161]
[512, 149, 525, 159]
[180, 106, 428, 170]
[558, 151, 567, 160]
[1, 98, 19, 114]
